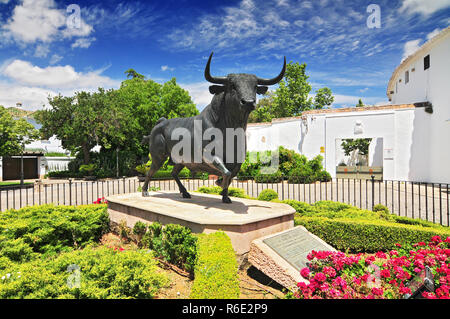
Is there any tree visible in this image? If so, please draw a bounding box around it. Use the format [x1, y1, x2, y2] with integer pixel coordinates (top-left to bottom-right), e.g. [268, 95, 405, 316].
[271, 62, 313, 118]
[36, 89, 121, 164]
[340, 138, 372, 165]
[249, 92, 275, 123]
[250, 62, 334, 122]
[314, 87, 334, 109]
[125, 69, 145, 80]
[0, 106, 39, 157]
[356, 99, 364, 107]
[36, 72, 199, 174]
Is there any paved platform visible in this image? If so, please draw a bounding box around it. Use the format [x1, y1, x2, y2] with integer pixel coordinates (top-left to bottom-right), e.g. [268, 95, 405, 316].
[106, 191, 295, 254]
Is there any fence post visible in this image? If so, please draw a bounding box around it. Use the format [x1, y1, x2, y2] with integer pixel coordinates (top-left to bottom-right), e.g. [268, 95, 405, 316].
[371, 175, 375, 210]
[69, 179, 72, 206]
[123, 176, 126, 194]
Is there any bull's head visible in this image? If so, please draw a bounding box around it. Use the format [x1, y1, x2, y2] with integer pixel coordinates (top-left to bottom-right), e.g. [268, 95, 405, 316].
[205, 52, 286, 112]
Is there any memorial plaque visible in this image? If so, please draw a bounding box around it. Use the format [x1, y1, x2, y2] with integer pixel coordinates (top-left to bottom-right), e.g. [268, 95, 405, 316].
[263, 227, 334, 271]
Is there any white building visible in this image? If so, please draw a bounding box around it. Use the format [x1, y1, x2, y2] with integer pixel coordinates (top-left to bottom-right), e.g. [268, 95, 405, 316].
[247, 27, 450, 184]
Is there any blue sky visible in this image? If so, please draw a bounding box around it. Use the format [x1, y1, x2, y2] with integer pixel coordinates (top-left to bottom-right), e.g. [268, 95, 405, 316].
[0, 0, 449, 111]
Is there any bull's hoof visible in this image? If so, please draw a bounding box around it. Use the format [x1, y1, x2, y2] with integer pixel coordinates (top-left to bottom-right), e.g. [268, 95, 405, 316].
[142, 191, 149, 197]
[222, 196, 232, 204]
[182, 192, 191, 198]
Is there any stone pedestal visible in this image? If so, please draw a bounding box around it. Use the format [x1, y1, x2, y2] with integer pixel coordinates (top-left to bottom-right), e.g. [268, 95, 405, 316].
[106, 191, 295, 255]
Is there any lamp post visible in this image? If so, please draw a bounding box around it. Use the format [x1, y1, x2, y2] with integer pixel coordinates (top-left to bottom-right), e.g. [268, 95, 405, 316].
[20, 143, 24, 187]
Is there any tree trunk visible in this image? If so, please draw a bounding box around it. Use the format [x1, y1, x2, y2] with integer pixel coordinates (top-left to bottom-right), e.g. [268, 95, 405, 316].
[82, 142, 90, 164]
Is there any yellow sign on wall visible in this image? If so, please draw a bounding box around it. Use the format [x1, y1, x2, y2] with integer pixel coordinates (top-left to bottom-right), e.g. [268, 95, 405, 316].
[320, 146, 325, 153]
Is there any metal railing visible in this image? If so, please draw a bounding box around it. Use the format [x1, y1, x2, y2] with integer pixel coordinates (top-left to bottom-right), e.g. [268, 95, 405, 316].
[0, 176, 448, 226]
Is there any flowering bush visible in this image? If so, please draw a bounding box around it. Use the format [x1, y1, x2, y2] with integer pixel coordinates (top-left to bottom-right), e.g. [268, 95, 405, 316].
[93, 197, 107, 204]
[292, 236, 450, 299]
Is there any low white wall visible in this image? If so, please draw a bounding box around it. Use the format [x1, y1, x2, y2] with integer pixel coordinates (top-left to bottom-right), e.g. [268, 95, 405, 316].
[42, 157, 75, 173]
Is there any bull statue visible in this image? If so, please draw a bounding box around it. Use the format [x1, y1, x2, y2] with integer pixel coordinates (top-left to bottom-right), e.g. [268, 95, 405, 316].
[142, 52, 286, 203]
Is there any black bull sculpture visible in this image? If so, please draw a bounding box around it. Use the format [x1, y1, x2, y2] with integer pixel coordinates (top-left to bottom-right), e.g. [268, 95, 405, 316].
[142, 52, 286, 203]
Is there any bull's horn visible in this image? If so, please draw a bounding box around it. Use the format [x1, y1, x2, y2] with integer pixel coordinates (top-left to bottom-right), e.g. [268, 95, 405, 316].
[257, 56, 286, 85]
[204, 52, 227, 84]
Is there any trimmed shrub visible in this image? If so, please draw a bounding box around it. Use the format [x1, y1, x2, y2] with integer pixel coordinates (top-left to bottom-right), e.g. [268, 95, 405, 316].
[316, 170, 332, 182]
[0, 205, 109, 261]
[254, 169, 283, 183]
[196, 186, 247, 198]
[258, 189, 279, 201]
[288, 166, 315, 184]
[373, 204, 389, 214]
[0, 247, 169, 299]
[294, 216, 450, 253]
[190, 232, 240, 299]
[141, 222, 198, 274]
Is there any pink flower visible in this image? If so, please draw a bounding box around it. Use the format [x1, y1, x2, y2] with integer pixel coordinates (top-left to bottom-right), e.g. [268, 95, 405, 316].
[323, 266, 337, 278]
[375, 251, 387, 259]
[372, 287, 384, 296]
[399, 287, 411, 295]
[314, 272, 327, 283]
[300, 267, 310, 278]
[380, 269, 391, 278]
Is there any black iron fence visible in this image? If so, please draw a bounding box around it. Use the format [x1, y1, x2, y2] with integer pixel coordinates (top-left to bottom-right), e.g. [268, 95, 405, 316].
[0, 176, 448, 226]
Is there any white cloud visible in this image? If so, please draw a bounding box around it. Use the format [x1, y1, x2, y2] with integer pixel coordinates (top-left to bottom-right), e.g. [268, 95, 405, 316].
[179, 82, 212, 110]
[2, 60, 119, 89]
[161, 65, 175, 72]
[34, 44, 50, 58]
[332, 94, 387, 107]
[426, 28, 441, 40]
[2, 0, 93, 44]
[398, 0, 450, 16]
[71, 37, 96, 49]
[401, 39, 422, 61]
[49, 54, 63, 65]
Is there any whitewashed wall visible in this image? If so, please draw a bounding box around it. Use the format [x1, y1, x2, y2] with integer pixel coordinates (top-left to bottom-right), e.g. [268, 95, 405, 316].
[388, 33, 449, 184]
[246, 106, 442, 182]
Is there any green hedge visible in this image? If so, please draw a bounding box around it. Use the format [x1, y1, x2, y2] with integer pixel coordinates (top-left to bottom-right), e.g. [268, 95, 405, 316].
[0, 204, 109, 263]
[141, 222, 198, 273]
[0, 246, 169, 299]
[190, 232, 240, 299]
[196, 186, 247, 198]
[295, 216, 450, 253]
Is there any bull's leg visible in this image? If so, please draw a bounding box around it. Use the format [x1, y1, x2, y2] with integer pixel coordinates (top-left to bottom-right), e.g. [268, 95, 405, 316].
[142, 159, 165, 197]
[203, 154, 233, 203]
[171, 164, 191, 198]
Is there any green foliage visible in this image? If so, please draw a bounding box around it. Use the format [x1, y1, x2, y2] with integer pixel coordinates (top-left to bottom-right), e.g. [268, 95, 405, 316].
[285, 199, 450, 253]
[254, 169, 283, 183]
[0, 106, 40, 157]
[140, 222, 198, 273]
[341, 138, 372, 157]
[36, 74, 198, 173]
[356, 99, 365, 107]
[0, 247, 169, 299]
[196, 186, 247, 198]
[287, 155, 330, 184]
[190, 232, 240, 299]
[45, 170, 83, 179]
[0, 205, 109, 264]
[238, 147, 331, 184]
[295, 217, 450, 253]
[257, 189, 279, 201]
[79, 164, 97, 175]
[249, 62, 334, 122]
[135, 164, 150, 175]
